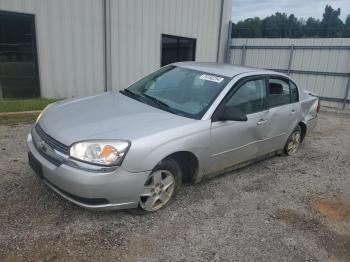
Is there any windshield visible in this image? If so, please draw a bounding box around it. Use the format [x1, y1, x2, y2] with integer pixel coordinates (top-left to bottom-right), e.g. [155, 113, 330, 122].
[121, 66, 231, 119]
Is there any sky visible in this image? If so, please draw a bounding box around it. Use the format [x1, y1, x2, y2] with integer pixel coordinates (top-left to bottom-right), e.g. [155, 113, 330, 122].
[231, 0, 350, 22]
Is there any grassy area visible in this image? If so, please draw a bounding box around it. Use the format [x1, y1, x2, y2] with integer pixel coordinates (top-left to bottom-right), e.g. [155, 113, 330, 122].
[0, 98, 58, 113]
[0, 98, 59, 125]
[0, 112, 39, 125]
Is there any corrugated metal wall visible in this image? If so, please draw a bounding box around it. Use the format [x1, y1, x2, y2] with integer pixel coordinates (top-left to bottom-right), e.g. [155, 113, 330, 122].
[229, 38, 350, 110]
[0, 0, 105, 98]
[110, 0, 226, 90]
[0, 0, 231, 98]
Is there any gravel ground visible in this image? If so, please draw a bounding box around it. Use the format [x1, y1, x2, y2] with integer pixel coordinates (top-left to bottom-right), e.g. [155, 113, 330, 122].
[0, 108, 350, 262]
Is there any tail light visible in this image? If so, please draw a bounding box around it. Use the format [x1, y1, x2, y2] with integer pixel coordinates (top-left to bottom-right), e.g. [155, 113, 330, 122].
[316, 97, 321, 113]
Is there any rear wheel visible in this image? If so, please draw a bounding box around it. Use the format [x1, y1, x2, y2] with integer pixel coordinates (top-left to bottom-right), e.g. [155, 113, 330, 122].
[285, 125, 302, 155]
[139, 158, 181, 212]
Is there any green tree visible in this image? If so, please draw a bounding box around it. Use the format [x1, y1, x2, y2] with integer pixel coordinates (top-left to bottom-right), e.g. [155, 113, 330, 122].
[343, 15, 350, 37]
[287, 14, 303, 38]
[320, 5, 344, 37]
[232, 17, 261, 38]
[261, 12, 290, 38]
[230, 5, 349, 38]
[303, 18, 321, 37]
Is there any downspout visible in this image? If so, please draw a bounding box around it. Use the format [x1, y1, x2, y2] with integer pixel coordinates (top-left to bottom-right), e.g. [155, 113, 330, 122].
[103, 0, 112, 92]
[216, 0, 224, 62]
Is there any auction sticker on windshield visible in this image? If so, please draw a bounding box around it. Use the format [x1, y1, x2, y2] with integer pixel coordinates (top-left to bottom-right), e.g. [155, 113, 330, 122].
[199, 74, 224, 83]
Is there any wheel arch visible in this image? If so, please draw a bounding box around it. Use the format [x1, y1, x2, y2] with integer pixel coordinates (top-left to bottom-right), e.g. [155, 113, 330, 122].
[298, 121, 307, 142]
[159, 151, 199, 183]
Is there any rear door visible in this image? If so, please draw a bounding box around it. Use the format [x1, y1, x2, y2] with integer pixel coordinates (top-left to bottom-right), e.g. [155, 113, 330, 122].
[258, 76, 299, 154]
[207, 76, 268, 174]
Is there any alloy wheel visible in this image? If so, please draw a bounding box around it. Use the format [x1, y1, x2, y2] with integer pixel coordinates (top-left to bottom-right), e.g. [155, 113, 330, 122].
[139, 170, 175, 212]
[287, 130, 301, 155]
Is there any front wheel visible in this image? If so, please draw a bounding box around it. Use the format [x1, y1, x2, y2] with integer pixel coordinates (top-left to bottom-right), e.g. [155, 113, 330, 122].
[284, 125, 302, 155]
[138, 158, 182, 213]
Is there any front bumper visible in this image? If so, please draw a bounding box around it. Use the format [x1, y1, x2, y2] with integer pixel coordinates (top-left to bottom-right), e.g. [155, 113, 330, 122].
[27, 133, 150, 210]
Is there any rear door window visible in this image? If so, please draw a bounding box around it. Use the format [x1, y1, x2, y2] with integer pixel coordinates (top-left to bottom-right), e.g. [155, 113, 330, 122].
[268, 78, 290, 108]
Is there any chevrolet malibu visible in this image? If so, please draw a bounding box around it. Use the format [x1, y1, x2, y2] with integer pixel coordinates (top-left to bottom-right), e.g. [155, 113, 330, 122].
[27, 62, 319, 213]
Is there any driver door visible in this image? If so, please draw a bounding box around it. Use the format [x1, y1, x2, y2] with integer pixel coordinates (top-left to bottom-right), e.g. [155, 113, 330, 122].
[206, 76, 268, 174]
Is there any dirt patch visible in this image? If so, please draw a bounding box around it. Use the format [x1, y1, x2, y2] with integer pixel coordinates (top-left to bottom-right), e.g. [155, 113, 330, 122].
[275, 209, 350, 261]
[311, 195, 350, 221]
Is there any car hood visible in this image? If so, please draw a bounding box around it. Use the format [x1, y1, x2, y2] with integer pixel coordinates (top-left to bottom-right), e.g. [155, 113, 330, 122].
[39, 91, 194, 146]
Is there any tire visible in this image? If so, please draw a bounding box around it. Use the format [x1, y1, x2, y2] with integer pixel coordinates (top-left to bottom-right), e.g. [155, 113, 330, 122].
[137, 158, 182, 213]
[284, 125, 302, 155]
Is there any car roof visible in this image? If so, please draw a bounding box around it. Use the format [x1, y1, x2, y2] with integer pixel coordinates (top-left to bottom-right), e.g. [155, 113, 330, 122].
[173, 62, 277, 78]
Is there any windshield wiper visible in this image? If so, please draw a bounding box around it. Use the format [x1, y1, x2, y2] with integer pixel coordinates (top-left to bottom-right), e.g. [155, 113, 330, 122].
[120, 90, 183, 116]
[119, 89, 144, 102]
[141, 94, 170, 108]
[120, 89, 135, 96]
[141, 94, 183, 116]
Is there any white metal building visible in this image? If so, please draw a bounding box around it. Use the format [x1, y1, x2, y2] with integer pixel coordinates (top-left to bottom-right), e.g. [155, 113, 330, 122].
[0, 0, 232, 99]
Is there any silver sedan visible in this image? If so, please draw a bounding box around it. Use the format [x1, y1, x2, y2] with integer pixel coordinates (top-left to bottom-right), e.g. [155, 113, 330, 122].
[27, 62, 319, 213]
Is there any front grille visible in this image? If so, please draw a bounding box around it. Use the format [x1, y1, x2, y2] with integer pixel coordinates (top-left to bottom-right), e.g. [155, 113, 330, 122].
[39, 151, 63, 166]
[35, 124, 69, 155]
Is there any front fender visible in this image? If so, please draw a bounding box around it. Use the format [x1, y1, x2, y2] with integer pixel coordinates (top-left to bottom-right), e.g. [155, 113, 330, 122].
[121, 120, 211, 177]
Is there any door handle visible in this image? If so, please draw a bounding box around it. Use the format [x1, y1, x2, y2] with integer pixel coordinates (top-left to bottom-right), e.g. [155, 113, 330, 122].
[290, 109, 296, 115]
[257, 119, 267, 125]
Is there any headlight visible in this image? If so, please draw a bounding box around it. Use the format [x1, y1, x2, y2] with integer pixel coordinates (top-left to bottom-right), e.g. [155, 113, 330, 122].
[69, 140, 130, 166]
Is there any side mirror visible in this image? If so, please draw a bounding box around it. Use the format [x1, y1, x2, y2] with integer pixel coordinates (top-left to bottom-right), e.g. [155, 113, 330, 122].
[218, 107, 248, 122]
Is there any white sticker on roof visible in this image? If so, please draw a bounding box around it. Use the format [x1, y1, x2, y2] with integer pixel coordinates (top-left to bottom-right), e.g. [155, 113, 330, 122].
[199, 74, 224, 83]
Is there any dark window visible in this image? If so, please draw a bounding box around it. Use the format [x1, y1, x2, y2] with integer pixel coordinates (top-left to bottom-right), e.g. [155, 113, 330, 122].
[0, 11, 40, 98]
[161, 34, 196, 66]
[226, 78, 267, 115]
[268, 78, 290, 108]
[290, 81, 299, 103]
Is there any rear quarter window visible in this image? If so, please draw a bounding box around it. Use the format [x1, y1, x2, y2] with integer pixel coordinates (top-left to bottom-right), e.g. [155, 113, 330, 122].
[290, 81, 299, 103]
